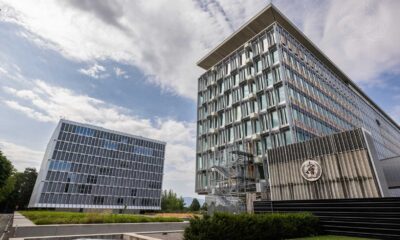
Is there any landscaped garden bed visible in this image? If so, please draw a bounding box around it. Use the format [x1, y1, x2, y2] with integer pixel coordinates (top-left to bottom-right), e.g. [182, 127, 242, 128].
[19, 211, 183, 225]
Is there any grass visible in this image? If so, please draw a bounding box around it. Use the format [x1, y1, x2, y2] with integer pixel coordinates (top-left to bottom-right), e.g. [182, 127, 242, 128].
[292, 235, 372, 240]
[19, 210, 183, 225]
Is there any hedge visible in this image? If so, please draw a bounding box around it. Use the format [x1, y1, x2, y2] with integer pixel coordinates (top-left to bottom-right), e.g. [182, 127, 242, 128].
[184, 212, 320, 240]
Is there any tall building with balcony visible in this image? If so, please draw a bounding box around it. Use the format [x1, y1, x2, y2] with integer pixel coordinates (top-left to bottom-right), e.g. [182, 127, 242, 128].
[195, 4, 400, 201]
[29, 119, 165, 212]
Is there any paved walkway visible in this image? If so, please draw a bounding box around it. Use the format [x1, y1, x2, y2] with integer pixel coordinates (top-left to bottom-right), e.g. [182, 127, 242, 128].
[0, 214, 13, 240]
[12, 212, 35, 227]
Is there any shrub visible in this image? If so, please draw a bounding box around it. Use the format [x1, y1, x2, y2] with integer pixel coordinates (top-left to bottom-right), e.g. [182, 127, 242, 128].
[184, 212, 320, 240]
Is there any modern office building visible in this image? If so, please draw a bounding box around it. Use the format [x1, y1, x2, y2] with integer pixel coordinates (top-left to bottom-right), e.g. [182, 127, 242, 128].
[29, 119, 166, 212]
[195, 4, 400, 204]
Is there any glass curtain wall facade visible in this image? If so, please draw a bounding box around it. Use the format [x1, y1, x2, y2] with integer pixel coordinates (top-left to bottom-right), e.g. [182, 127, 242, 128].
[29, 119, 166, 210]
[195, 5, 400, 194]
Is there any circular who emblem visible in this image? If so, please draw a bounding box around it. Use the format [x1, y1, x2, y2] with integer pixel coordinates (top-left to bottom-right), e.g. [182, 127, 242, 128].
[300, 160, 322, 181]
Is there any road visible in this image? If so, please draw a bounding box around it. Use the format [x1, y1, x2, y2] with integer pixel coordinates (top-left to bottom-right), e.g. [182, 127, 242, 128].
[0, 214, 12, 240]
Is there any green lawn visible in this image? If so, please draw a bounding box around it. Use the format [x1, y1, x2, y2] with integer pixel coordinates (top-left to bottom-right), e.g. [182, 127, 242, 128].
[292, 235, 371, 240]
[19, 210, 183, 225]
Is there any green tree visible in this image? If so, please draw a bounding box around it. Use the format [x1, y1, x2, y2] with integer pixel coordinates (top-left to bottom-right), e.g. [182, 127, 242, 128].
[14, 168, 38, 209]
[0, 175, 16, 203]
[189, 198, 200, 212]
[0, 150, 13, 187]
[201, 202, 208, 212]
[161, 189, 185, 212]
[0, 167, 38, 212]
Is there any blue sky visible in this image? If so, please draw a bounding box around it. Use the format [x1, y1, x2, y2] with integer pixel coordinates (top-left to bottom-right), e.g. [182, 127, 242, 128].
[0, 0, 399, 198]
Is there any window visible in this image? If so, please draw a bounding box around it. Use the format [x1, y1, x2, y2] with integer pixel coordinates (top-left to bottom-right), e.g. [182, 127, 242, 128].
[267, 31, 275, 45]
[255, 141, 262, 155]
[270, 110, 279, 128]
[256, 58, 262, 73]
[262, 36, 268, 51]
[270, 49, 279, 64]
[254, 120, 261, 133]
[273, 68, 281, 82]
[226, 93, 232, 107]
[283, 130, 292, 145]
[87, 175, 97, 184]
[266, 72, 273, 87]
[267, 90, 276, 106]
[256, 76, 265, 91]
[234, 105, 242, 121]
[234, 124, 243, 139]
[261, 114, 269, 131]
[263, 135, 272, 150]
[276, 87, 286, 103]
[218, 112, 225, 127]
[279, 108, 288, 125]
[241, 84, 249, 98]
[243, 120, 252, 137]
[258, 94, 267, 110]
[93, 196, 104, 205]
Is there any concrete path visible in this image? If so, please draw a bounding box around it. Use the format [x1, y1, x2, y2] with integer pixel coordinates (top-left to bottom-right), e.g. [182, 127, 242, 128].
[0, 214, 13, 240]
[12, 213, 34, 227]
[12, 221, 189, 238]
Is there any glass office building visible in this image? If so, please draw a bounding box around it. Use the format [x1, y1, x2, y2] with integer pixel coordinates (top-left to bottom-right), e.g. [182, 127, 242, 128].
[29, 119, 165, 211]
[195, 4, 400, 196]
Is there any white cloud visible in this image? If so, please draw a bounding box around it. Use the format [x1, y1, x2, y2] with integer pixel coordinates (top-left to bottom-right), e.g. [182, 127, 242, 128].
[114, 66, 127, 78]
[79, 63, 107, 79]
[2, 0, 399, 97]
[2, 80, 197, 197]
[0, 139, 44, 171]
[274, 0, 400, 85]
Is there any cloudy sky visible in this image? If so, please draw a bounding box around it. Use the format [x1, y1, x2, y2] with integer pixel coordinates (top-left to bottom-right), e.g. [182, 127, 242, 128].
[0, 0, 399, 198]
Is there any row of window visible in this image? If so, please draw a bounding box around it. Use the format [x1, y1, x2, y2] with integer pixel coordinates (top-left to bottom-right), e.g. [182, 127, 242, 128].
[46, 168, 162, 189]
[41, 181, 161, 198]
[198, 28, 276, 91]
[51, 150, 163, 172]
[198, 58, 281, 106]
[285, 68, 358, 124]
[57, 133, 164, 158]
[61, 123, 165, 150]
[281, 46, 357, 116]
[288, 86, 353, 131]
[279, 26, 357, 107]
[39, 193, 160, 207]
[198, 83, 285, 123]
[198, 88, 286, 135]
[46, 167, 162, 185]
[53, 146, 163, 167]
[198, 107, 289, 151]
